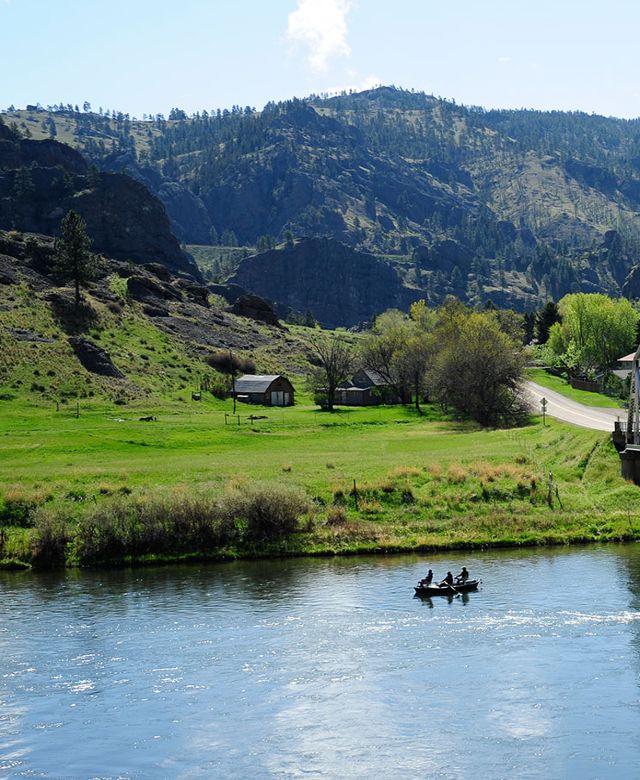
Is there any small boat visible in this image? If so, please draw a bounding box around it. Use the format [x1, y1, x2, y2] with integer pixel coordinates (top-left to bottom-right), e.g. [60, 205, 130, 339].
[414, 579, 479, 597]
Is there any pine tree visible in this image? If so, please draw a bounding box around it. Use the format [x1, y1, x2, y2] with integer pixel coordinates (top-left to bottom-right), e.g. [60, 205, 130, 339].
[54, 211, 96, 306]
[12, 167, 35, 199]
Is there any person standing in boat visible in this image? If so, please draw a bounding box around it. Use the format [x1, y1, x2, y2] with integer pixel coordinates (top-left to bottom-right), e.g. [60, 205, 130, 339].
[439, 571, 454, 587]
[456, 567, 469, 584]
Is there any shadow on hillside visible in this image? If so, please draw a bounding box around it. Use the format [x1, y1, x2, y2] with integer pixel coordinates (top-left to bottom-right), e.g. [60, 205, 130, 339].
[46, 291, 99, 335]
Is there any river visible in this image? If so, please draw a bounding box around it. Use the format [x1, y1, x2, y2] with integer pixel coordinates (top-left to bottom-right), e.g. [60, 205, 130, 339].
[2, 546, 640, 779]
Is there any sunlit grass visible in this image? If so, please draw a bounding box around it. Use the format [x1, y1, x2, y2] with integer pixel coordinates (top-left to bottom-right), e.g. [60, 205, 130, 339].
[527, 368, 624, 408]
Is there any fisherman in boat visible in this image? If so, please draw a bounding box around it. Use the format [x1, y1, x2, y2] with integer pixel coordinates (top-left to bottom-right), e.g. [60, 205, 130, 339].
[420, 569, 434, 586]
[455, 567, 469, 584]
[439, 571, 454, 587]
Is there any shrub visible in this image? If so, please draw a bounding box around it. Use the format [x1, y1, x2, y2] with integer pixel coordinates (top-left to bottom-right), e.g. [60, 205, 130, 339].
[30, 507, 69, 568]
[207, 374, 231, 400]
[427, 463, 442, 481]
[333, 489, 346, 505]
[359, 499, 383, 515]
[106, 300, 123, 315]
[206, 350, 256, 376]
[0, 488, 41, 527]
[392, 466, 421, 479]
[220, 482, 310, 542]
[447, 463, 467, 484]
[379, 478, 395, 494]
[74, 491, 235, 564]
[401, 486, 415, 504]
[326, 506, 347, 526]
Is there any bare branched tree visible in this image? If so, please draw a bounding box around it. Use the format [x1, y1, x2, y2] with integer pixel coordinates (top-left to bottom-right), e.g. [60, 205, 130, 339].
[307, 334, 354, 412]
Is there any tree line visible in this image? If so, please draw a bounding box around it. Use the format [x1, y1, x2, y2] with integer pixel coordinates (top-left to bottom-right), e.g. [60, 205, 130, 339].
[307, 298, 527, 426]
[307, 290, 640, 423]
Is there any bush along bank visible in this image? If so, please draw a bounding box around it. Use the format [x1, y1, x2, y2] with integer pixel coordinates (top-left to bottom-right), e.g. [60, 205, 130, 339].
[20, 482, 311, 568]
[4, 445, 640, 570]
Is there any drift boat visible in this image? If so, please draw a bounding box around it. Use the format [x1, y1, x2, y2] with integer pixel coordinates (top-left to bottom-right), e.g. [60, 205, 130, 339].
[414, 579, 479, 597]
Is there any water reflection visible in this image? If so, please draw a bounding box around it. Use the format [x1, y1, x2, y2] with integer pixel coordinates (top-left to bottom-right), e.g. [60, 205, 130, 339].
[2, 546, 640, 777]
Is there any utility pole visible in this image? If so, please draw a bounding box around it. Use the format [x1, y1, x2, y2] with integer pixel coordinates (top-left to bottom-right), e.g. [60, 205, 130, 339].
[229, 349, 237, 415]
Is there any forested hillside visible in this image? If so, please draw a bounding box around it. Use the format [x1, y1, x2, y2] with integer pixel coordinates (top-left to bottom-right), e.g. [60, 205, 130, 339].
[6, 87, 640, 311]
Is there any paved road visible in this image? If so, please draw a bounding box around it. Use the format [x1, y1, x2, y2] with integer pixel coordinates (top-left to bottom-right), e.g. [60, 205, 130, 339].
[524, 380, 623, 432]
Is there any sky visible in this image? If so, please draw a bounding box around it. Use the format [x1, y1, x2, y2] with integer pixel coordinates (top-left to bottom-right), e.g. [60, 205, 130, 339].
[3, 0, 640, 119]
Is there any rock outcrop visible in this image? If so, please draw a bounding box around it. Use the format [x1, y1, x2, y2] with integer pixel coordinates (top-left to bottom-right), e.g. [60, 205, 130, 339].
[229, 237, 420, 328]
[0, 123, 200, 279]
[68, 337, 124, 378]
[230, 293, 280, 326]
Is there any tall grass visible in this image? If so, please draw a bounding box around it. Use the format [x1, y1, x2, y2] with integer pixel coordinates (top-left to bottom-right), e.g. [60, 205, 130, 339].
[30, 483, 312, 566]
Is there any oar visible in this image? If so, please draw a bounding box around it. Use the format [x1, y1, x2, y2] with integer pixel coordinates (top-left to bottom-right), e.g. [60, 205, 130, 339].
[444, 582, 460, 598]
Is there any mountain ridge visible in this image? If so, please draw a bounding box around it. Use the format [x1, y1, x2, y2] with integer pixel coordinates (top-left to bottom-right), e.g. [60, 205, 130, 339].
[5, 86, 640, 312]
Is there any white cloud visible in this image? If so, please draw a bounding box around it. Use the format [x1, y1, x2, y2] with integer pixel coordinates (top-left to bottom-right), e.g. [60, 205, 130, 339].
[324, 73, 381, 95]
[287, 0, 351, 72]
[498, 56, 512, 63]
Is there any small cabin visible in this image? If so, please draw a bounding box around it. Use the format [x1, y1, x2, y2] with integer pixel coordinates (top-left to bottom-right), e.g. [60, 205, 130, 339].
[335, 369, 408, 406]
[234, 374, 295, 406]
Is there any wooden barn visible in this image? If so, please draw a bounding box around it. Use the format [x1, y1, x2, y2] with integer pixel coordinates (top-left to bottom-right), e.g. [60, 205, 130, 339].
[234, 375, 295, 406]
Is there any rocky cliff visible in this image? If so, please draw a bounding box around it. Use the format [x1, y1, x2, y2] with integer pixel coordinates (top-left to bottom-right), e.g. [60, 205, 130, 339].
[0, 121, 199, 278]
[98, 150, 212, 245]
[229, 237, 420, 327]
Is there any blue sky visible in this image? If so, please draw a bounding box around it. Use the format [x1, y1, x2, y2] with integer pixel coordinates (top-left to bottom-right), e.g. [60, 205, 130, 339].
[3, 0, 640, 118]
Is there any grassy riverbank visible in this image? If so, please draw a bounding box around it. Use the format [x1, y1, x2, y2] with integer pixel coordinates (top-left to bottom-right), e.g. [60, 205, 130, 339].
[1, 393, 639, 569]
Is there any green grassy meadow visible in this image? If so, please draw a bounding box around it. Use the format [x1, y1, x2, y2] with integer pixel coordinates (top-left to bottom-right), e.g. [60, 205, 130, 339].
[1, 270, 639, 568]
[2, 389, 640, 567]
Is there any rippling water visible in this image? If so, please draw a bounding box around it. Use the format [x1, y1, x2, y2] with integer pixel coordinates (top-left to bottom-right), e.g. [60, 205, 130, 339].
[2, 546, 640, 778]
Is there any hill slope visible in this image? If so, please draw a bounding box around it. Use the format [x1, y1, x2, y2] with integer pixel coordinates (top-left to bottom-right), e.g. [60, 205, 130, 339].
[6, 88, 640, 310]
[0, 229, 319, 407]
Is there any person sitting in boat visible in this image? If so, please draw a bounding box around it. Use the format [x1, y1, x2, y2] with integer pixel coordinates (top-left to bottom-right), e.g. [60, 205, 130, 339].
[455, 567, 469, 584]
[421, 569, 434, 586]
[439, 571, 454, 587]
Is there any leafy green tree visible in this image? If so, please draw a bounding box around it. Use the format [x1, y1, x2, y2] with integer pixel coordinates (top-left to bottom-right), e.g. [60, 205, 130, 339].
[54, 210, 97, 306]
[209, 225, 219, 246]
[394, 329, 432, 413]
[547, 293, 638, 375]
[360, 309, 412, 403]
[428, 306, 525, 426]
